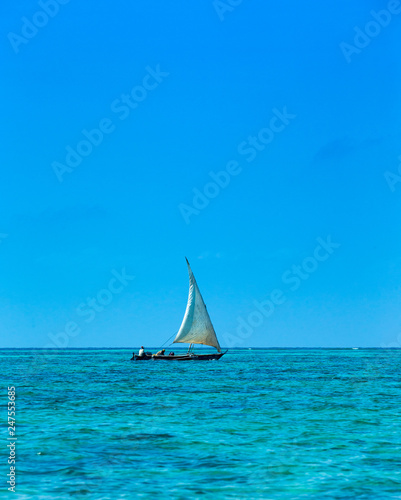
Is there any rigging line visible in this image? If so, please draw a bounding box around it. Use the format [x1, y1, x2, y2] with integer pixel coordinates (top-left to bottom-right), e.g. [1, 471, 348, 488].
[159, 332, 177, 349]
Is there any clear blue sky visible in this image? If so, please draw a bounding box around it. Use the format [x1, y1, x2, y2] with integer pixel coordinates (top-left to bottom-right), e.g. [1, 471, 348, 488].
[1, 0, 400, 348]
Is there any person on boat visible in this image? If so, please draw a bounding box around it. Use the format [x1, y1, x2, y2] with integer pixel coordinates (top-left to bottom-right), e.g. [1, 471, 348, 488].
[138, 346, 145, 357]
[169, 352, 175, 356]
[154, 349, 165, 356]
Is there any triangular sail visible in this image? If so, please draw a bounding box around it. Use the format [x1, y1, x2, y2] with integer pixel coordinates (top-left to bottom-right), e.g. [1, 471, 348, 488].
[173, 259, 221, 352]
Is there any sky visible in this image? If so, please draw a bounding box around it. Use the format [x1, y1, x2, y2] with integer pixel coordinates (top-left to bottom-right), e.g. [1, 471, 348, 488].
[0, 0, 401, 348]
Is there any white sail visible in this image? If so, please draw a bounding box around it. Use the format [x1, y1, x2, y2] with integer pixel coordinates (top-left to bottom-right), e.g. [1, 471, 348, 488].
[173, 259, 221, 352]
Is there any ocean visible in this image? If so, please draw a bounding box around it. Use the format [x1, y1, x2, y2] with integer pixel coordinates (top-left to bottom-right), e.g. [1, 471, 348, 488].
[1, 348, 401, 499]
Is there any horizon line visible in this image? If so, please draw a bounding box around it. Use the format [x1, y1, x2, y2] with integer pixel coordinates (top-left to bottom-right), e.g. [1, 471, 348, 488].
[0, 346, 398, 350]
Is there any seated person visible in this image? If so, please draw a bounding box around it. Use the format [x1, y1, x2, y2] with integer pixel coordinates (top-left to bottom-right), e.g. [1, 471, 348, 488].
[138, 346, 145, 356]
[169, 352, 175, 356]
[154, 349, 166, 357]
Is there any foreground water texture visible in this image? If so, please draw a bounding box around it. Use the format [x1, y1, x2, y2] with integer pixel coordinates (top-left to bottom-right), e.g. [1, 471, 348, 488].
[1, 349, 401, 499]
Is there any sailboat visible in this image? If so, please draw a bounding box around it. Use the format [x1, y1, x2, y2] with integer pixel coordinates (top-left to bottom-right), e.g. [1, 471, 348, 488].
[131, 258, 227, 361]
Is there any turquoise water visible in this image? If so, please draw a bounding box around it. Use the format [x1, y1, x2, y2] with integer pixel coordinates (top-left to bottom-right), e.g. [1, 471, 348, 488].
[1, 348, 401, 499]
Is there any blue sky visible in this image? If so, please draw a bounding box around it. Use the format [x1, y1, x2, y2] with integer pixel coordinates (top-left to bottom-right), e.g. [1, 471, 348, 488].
[1, 0, 400, 348]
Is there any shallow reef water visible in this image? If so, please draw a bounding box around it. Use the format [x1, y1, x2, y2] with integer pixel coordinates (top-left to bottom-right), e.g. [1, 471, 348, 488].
[1, 348, 401, 499]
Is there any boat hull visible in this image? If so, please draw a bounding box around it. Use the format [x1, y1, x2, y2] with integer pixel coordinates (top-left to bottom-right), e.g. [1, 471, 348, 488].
[131, 351, 227, 361]
[130, 354, 153, 361]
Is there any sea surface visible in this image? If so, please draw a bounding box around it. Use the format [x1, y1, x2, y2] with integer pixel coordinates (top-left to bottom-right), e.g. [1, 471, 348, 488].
[1, 348, 401, 499]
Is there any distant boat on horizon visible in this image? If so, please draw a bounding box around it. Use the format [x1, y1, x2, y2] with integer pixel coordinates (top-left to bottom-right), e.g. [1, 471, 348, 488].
[131, 258, 227, 362]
